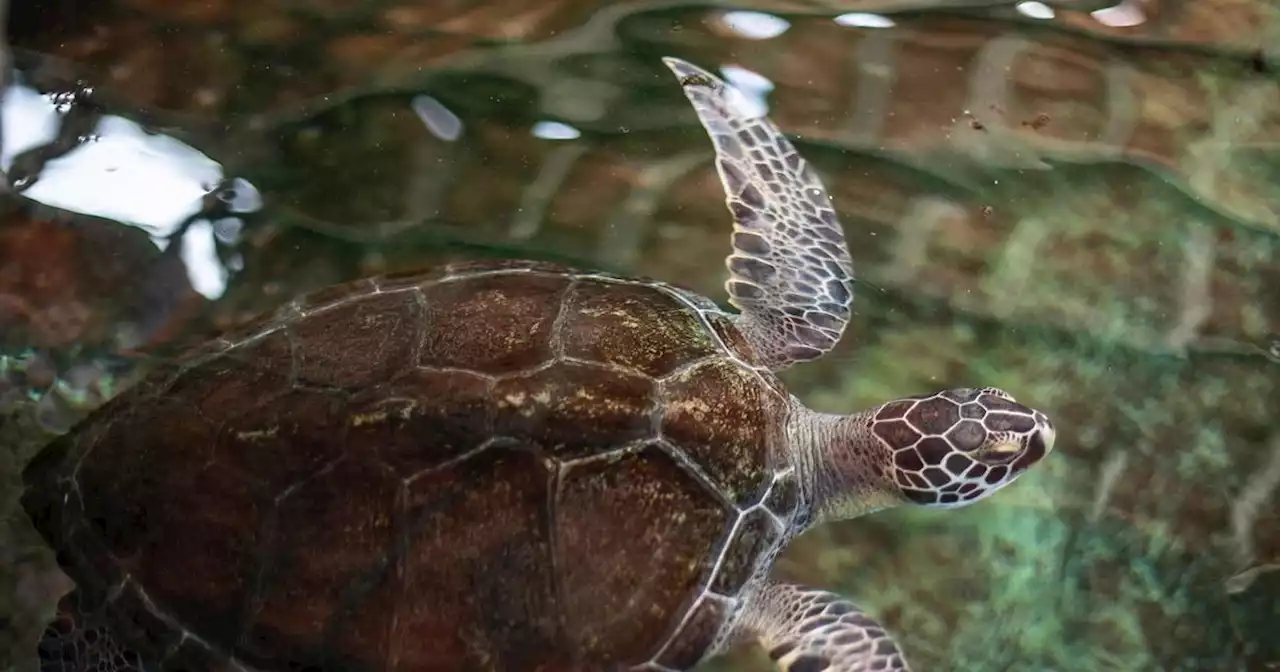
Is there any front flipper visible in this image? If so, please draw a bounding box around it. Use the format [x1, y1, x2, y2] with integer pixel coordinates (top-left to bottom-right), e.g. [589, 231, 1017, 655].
[738, 580, 910, 672]
[38, 590, 145, 672]
[662, 57, 855, 371]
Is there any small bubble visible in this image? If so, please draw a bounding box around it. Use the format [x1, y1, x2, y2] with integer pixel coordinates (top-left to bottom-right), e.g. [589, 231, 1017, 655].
[1266, 336, 1280, 362]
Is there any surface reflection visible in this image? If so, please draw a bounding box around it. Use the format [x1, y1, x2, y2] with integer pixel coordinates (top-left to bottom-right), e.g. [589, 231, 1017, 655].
[2, 68, 261, 300]
[834, 12, 897, 29]
[716, 11, 791, 39]
[0, 58, 264, 436]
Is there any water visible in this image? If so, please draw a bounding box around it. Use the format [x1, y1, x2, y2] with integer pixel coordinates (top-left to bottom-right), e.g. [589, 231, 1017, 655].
[1, 1, 1276, 670]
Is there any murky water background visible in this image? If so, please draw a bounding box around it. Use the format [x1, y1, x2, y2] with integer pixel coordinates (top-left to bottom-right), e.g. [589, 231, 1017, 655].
[1, 1, 1277, 670]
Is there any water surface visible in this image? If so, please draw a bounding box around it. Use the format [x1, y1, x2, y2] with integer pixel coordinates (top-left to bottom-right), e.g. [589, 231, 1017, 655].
[1, 1, 1277, 670]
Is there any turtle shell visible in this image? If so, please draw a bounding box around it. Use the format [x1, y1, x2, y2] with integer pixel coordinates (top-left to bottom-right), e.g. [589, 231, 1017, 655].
[21, 259, 802, 671]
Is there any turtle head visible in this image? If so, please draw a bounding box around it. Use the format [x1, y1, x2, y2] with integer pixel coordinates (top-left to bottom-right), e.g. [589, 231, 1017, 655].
[802, 387, 1055, 524]
[867, 387, 1055, 509]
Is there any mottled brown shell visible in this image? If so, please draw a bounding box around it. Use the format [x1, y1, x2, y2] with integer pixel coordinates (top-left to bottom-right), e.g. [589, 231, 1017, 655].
[22, 260, 802, 671]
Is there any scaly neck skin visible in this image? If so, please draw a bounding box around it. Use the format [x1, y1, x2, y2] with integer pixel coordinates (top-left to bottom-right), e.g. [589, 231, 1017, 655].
[785, 402, 907, 530]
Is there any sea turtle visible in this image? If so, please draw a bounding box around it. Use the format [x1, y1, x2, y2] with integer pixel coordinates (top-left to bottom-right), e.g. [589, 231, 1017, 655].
[19, 58, 1057, 672]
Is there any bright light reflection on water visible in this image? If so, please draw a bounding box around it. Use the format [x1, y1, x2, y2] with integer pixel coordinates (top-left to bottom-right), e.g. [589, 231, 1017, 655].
[411, 94, 464, 141]
[0, 70, 251, 300]
[1092, 1, 1147, 27]
[717, 11, 791, 40]
[1015, 1, 1055, 19]
[718, 64, 774, 119]
[834, 12, 896, 29]
[532, 120, 582, 140]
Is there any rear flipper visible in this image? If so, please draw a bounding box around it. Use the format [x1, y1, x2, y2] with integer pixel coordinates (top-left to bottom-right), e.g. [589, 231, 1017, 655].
[736, 580, 910, 672]
[38, 590, 145, 672]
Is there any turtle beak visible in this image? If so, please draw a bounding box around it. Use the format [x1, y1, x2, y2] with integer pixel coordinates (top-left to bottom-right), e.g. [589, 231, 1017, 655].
[1009, 415, 1056, 471]
[1039, 417, 1057, 455]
